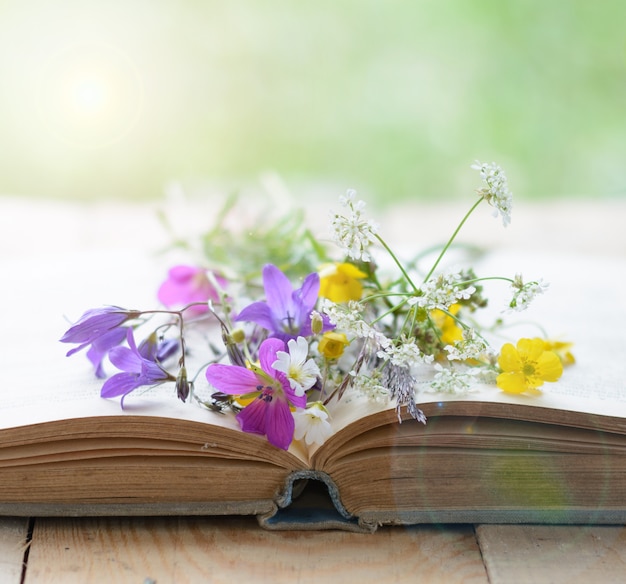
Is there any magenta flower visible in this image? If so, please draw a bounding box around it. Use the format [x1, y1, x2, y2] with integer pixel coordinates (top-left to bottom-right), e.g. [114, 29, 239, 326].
[205, 338, 307, 450]
[157, 265, 225, 315]
[235, 264, 333, 341]
[101, 329, 175, 407]
[60, 306, 140, 377]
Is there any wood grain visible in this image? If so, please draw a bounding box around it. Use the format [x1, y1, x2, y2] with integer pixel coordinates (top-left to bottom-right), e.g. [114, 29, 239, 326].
[24, 517, 488, 584]
[477, 524, 626, 584]
[0, 517, 30, 584]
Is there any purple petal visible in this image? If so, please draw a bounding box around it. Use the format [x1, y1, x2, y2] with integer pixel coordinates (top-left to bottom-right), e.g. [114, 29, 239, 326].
[205, 364, 261, 394]
[235, 301, 276, 331]
[236, 397, 267, 436]
[262, 265, 296, 321]
[101, 372, 140, 398]
[108, 346, 142, 374]
[296, 272, 320, 313]
[140, 360, 170, 385]
[258, 338, 285, 374]
[60, 307, 131, 343]
[264, 398, 295, 450]
[86, 327, 128, 378]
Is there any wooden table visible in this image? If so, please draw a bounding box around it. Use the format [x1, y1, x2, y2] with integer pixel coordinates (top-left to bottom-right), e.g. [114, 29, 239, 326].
[2, 194, 626, 583]
[1, 517, 626, 583]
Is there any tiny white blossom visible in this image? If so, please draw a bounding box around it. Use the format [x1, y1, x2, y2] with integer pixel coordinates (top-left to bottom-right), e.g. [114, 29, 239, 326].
[330, 189, 379, 262]
[350, 370, 389, 403]
[429, 364, 477, 395]
[272, 336, 320, 396]
[409, 271, 476, 311]
[472, 161, 513, 227]
[444, 327, 492, 361]
[293, 403, 333, 446]
[507, 273, 549, 312]
[321, 299, 391, 349]
[377, 335, 434, 368]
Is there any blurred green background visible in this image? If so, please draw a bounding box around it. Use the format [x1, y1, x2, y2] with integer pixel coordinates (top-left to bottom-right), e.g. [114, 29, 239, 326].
[1, 0, 624, 203]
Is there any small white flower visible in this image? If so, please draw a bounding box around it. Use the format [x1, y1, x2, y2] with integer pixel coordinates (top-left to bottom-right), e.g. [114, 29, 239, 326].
[409, 271, 476, 311]
[377, 335, 433, 368]
[272, 336, 320, 396]
[444, 327, 492, 361]
[507, 273, 549, 312]
[429, 363, 477, 395]
[472, 160, 513, 227]
[350, 369, 390, 404]
[293, 403, 333, 446]
[330, 189, 379, 262]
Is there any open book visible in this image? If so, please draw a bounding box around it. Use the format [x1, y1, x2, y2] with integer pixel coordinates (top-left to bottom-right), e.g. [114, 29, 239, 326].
[1, 247, 626, 531]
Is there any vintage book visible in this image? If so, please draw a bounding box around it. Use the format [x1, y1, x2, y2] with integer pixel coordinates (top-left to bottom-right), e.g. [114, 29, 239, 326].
[1, 247, 625, 532]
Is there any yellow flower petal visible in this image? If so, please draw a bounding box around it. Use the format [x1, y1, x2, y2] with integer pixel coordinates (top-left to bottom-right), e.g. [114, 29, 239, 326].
[497, 342, 521, 373]
[496, 371, 528, 394]
[319, 263, 367, 303]
[536, 350, 564, 382]
[318, 331, 350, 359]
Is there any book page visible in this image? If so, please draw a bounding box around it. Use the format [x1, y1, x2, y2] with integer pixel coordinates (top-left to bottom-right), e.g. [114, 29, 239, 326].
[309, 250, 626, 463]
[0, 248, 309, 465]
[2, 215, 624, 466]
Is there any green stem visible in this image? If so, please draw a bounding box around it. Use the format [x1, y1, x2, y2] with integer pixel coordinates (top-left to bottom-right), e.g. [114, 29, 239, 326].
[375, 234, 419, 293]
[423, 197, 483, 283]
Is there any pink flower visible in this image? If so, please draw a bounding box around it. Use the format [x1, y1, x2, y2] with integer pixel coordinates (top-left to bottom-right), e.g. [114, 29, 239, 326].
[205, 338, 306, 450]
[157, 265, 225, 315]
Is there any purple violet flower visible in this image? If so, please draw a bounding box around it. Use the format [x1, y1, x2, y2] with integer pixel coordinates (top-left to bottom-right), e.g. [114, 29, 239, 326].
[60, 307, 140, 377]
[235, 264, 333, 341]
[101, 329, 175, 407]
[205, 338, 307, 450]
[137, 333, 179, 364]
[86, 327, 129, 379]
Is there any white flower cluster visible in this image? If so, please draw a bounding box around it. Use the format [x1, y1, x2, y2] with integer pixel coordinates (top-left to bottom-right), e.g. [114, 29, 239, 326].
[429, 364, 477, 395]
[350, 370, 389, 404]
[472, 161, 513, 227]
[444, 327, 492, 362]
[329, 189, 379, 262]
[408, 271, 476, 311]
[377, 335, 434, 368]
[507, 273, 549, 312]
[321, 299, 391, 349]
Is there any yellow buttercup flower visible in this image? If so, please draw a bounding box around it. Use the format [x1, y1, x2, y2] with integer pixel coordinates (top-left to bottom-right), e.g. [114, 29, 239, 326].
[431, 304, 463, 345]
[319, 262, 367, 303]
[318, 331, 350, 360]
[496, 338, 563, 395]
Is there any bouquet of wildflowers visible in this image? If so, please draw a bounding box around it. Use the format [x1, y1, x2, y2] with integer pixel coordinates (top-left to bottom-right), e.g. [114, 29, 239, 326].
[60, 162, 573, 450]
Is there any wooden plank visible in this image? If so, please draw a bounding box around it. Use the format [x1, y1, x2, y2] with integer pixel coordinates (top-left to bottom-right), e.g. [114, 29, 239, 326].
[477, 524, 626, 584]
[0, 517, 31, 584]
[24, 517, 488, 584]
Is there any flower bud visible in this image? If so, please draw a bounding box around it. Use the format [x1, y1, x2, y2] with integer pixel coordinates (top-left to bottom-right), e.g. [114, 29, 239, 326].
[310, 311, 324, 335]
[175, 367, 191, 402]
[318, 331, 350, 360]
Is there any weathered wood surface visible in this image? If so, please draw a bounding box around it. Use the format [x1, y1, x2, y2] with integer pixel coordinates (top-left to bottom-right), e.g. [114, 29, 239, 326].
[21, 517, 487, 584]
[477, 524, 626, 584]
[0, 518, 30, 584]
[10, 517, 626, 583]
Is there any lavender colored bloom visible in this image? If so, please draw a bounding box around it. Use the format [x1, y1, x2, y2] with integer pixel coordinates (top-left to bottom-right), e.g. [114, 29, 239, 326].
[137, 333, 179, 363]
[101, 329, 174, 407]
[86, 326, 129, 379]
[61, 306, 140, 377]
[205, 338, 307, 450]
[60, 306, 138, 347]
[235, 264, 333, 341]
